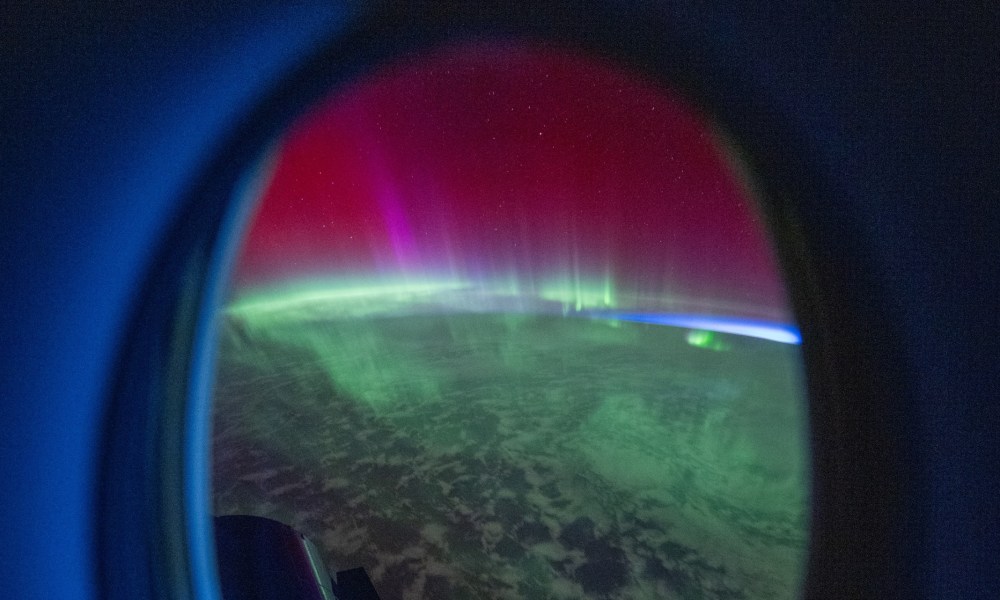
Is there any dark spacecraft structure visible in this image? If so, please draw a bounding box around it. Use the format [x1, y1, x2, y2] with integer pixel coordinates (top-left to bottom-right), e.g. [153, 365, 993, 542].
[1, 3, 996, 600]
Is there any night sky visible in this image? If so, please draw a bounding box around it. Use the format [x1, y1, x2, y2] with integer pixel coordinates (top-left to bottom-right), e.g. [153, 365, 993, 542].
[232, 41, 791, 324]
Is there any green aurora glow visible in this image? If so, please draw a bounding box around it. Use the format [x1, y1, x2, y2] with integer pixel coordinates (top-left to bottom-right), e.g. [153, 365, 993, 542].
[213, 284, 810, 597]
[228, 277, 784, 324]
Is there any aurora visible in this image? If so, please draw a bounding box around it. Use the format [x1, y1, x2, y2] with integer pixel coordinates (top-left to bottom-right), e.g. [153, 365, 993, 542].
[230, 42, 793, 328]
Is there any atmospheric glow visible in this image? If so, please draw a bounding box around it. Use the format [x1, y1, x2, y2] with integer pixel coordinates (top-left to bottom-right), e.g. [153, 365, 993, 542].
[227, 280, 800, 344]
[229, 279, 469, 315]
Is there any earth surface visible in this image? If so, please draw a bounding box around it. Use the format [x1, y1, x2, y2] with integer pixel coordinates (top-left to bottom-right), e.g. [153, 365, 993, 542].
[212, 303, 809, 599]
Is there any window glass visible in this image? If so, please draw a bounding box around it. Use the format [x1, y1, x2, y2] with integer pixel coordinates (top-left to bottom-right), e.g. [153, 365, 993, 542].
[213, 42, 809, 599]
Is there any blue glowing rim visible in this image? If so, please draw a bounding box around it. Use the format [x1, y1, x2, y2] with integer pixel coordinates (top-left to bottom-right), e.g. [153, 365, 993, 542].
[587, 311, 801, 345]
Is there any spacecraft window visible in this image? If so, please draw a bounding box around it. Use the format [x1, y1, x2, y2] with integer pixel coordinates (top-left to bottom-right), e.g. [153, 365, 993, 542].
[210, 41, 810, 599]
